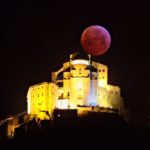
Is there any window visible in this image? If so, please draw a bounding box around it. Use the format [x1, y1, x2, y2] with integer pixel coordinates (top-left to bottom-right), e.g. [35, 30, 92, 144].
[79, 68, 82, 74]
[102, 69, 105, 72]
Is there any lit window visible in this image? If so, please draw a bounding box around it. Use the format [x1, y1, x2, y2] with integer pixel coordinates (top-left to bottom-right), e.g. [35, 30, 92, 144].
[57, 99, 68, 109]
[79, 68, 82, 74]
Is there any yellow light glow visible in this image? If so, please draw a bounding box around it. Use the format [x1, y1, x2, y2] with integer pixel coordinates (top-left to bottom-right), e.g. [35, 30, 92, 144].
[27, 82, 52, 119]
[69, 102, 76, 109]
[27, 98, 30, 114]
[77, 80, 83, 90]
[26, 54, 124, 119]
[58, 88, 63, 94]
[57, 99, 68, 109]
[71, 59, 89, 65]
[98, 80, 107, 87]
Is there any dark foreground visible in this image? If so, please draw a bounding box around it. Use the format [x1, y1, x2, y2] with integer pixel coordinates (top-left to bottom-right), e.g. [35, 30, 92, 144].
[0, 112, 150, 150]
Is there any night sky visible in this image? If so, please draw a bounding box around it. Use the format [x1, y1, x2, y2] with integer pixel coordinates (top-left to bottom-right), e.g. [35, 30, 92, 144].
[0, 2, 149, 119]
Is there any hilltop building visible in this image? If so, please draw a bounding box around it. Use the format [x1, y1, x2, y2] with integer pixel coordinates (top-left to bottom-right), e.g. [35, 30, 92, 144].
[27, 53, 125, 120]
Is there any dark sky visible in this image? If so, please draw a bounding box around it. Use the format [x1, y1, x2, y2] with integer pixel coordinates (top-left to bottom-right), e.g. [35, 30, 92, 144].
[0, 2, 150, 119]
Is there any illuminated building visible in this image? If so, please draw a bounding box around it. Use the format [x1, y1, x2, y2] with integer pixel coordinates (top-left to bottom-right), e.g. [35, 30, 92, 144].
[27, 53, 125, 120]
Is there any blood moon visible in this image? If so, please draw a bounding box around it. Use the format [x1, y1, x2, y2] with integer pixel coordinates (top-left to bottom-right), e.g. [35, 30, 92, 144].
[81, 25, 111, 56]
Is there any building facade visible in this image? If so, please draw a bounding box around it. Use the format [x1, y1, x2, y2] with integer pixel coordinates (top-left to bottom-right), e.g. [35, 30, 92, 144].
[27, 53, 124, 120]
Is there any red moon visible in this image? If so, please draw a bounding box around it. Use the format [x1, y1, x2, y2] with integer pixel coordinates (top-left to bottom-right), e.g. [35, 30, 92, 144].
[80, 25, 111, 56]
